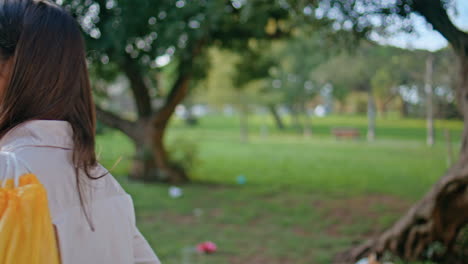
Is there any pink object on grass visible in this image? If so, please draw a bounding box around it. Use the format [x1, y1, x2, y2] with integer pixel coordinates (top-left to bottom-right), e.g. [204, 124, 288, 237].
[196, 241, 217, 254]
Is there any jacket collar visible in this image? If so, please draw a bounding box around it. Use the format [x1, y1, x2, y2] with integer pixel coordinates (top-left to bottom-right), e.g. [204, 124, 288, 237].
[0, 120, 74, 151]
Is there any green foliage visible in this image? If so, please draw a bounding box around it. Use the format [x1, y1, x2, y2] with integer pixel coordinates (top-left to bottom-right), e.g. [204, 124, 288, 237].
[57, 0, 297, 109]
[167, 136, 199, 172]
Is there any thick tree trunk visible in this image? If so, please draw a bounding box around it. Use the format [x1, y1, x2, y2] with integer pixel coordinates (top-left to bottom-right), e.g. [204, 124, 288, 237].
[268, 104, 285, 130]
[99, 40, 204, 183]
[367, 89, 376, 142]
[336, 49, 468, 264]
[122, 56, 153, 118]
[128, 40, 205, 183]
[139, 72, 192, 183]
[425, 54, 435, 147]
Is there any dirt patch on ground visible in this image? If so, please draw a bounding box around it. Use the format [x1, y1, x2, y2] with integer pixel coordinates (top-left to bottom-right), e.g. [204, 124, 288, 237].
[314, 195, 412, 237]
[142, 211, 197, 225]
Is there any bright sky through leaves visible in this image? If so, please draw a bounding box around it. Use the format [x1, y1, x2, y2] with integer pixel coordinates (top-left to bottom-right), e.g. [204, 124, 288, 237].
[379, 0, 468, 51]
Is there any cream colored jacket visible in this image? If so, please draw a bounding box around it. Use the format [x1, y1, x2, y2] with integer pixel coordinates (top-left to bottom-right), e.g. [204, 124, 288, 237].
[0, 120, 160, 264]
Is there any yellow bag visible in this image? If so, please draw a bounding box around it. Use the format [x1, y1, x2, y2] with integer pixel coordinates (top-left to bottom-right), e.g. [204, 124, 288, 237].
[0, 152, 60, 264]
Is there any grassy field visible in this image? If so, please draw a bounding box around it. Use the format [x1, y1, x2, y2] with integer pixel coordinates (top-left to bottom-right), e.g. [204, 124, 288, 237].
[96, 114, 463, 264]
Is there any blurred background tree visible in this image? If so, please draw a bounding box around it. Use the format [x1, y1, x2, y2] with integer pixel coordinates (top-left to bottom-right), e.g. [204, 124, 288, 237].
[60, 0, 292, 182]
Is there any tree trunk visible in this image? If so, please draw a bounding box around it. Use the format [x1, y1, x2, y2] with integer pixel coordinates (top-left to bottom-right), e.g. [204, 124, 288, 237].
[302, 103, 312, 137]
[335, 48, 468, 264]
[425, 54, 435, 147]
[367, 89, 376, 142]
[140, 71, 192, 183]
[290, 104, 303, 133]
[239, 99, 249, 143]
[113, 40, 205, 183]
[184, 102, 198, 126]
[399, 96, 410, 118]
[268, 104, 285, 130]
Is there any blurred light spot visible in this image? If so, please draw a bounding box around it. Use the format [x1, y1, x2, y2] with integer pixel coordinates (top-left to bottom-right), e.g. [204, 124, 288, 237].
[125, 44, 134, 54]
[332, 21, 341, 30]
[343, 20, 353, 30]
[158, 11, 167, 20]
[303, 6, 312, 15]
[148, 17, 156, 25]
[314, 105, 326, 117]
[167, 46, 175, 55]
[232, 0, 242, 9]
[189, 20, 200, 29]
[90, 28, 101, 39]
[136, 39, 146, 49]
[176, 0, 185, 8]
[155, 54, 171, 67]
[106, 0, 115, 9]
[89, 3, 99, 14]
[100, 55, 109, 64]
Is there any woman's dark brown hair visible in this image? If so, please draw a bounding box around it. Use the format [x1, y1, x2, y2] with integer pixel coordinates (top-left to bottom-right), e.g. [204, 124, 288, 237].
[0, 0, 102, 230]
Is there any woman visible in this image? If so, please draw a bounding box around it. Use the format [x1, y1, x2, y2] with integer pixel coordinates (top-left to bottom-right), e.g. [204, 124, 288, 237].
[0, 0, 160, 263]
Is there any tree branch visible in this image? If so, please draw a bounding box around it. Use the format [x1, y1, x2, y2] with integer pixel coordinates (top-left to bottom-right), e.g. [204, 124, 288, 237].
[152, 39, 206, 128]
[412, 0, 468, 53]
[121, 56, 153, 118]
[95, 105, 142, 141]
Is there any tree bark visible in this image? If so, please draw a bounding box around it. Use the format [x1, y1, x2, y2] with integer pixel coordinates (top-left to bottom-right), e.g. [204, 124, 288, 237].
[121, 55, 153, 118]
[268, 104, 285, 130]
[142, 69, 193, 183]
[367, 89, 376, 142]
[425, 54, 435, 147]
[95, 105, 143, 142]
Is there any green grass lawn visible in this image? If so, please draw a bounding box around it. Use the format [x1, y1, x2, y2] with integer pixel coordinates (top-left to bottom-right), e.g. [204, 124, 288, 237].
[96, 114, 463, 264]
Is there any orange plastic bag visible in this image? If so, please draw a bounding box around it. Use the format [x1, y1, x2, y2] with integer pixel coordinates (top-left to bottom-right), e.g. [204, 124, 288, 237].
[0, 152, 60, 264]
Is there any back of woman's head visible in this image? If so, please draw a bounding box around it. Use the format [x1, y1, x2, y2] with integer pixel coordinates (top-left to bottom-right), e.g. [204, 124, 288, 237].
[0, 0, 99, 229]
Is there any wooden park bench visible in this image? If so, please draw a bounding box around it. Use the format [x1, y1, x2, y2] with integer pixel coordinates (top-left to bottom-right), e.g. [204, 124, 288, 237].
[332, 127, 360, 140]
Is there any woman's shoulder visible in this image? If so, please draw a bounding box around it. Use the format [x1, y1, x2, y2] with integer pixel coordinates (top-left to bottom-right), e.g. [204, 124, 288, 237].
[0, 120, 74, 152]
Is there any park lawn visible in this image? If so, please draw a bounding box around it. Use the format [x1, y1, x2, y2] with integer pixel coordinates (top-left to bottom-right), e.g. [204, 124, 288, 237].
[96, 115, 463, 264]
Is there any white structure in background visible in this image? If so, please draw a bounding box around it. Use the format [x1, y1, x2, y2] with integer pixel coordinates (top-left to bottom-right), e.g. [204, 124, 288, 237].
[223, 105, 235, 116]
[175, 105, 187, 118]
[192, 105, 209, 117]
[175, 104, 209, 118]
[314, 105, 327, 117]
